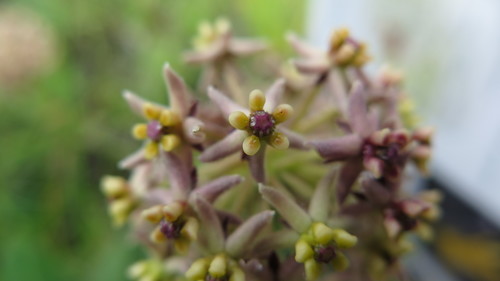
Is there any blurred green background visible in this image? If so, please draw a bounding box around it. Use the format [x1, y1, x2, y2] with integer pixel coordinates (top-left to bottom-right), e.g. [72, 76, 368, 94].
[0, 0, 305, 280]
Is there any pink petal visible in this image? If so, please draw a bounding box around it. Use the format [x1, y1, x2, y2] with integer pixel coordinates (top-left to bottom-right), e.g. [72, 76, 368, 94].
[348, 81, 371, 137]
[259, 184, 312, 233]
[118, 148, 147, 170]
[286, 32, 323, 58]
[337, 158, 363, 204]
[293, 58, 330, 74]
[161, 152, 191, 200]
[199, 130, 247, 162]
[228, 38, 267, 56]
[163, 64, 194, 118]
[194, 175, 244, 203]
[226, 210, 275, 258]
[192, 195, 225, 253]
[309, 168, 338, 222]
[207, 86, 248, 118]
[310, 134, 362, 161]
[263, 78, 286, 112]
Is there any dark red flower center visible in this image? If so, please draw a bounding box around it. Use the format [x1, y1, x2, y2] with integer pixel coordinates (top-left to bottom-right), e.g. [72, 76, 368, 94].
[160, 219, 182, 239]
[314, 245, 337, 263]
[249, 110, 275, 137]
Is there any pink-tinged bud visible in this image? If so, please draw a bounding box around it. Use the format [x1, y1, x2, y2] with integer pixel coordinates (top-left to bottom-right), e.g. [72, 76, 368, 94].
[384, 216, 401, 238]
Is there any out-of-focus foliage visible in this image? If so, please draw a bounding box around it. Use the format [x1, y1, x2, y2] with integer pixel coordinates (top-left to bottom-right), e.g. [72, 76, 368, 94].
[0, 1, 305, 280]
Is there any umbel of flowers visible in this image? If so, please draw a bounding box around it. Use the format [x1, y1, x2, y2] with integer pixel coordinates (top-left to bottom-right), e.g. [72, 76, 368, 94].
[101, 18, 438, 281]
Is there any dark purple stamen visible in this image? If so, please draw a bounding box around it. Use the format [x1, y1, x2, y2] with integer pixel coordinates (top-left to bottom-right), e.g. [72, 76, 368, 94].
[314, 245, 337, 263]
[147, 120, 163, 141]
[249, 110, 275, 137]
[160, 220, 182, 239]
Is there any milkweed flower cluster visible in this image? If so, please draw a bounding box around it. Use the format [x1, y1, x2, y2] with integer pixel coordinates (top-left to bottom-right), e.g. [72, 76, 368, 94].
[101, 19, 439, 281]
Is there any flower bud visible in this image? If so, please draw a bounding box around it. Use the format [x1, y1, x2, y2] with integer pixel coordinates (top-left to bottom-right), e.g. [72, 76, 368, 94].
[249, 89, 266, 111]
[295, 239, 314, 263]
[229, 111, 249, 130]
[242, 135, 261, 155]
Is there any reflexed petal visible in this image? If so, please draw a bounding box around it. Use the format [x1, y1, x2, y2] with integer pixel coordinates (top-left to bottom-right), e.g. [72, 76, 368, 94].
[263, 78, 285, 112]
[286, 32, 323, 58]
[259, 184, 312, 233]
[251, 229, 299, 256]
[207, 86, 248, 118]
[163, 64, 194, 118]
[183, 116, 205, 144]
[279, 127, 310, 150]
[119, 148, 147, 170]
[192, 195, 225, 253]
[348, 81, 372, 137]
[195, 175, 244, 203]
[326, 69, 348, 117]
[228, 38, 267, 56]
[293, 58, 330, 74]
[362, 178, 392, 205]
[122, 90, 147, 117]
[161, 152, 191, 200]
[184, 38, 226, 64]
[309, 169, 337, 222]
[310, 134, 362, 161]
[337, 158, 363, 204]
[200, 130, 247, 162]
[226, 210, 275, 258]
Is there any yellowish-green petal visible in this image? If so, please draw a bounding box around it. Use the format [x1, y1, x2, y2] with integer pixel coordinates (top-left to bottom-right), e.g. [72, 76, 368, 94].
[228, 111, 249, 130]
[249, 89, 265, 111]
[269, 132, 289, 150]
[161, 134, 181, 151]
[272, 104, 293, 124]
[242, 135, 261, 156]
[144, 141, 159, 159]
[295, 239, 314, 263]
[132, 123, 148, 139]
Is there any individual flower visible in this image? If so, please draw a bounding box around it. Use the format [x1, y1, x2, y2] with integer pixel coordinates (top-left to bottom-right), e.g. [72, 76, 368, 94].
[185, 196, 275, 281]
[310, 82, 418, 202]
[383, 189, 442, 239]
[101, 175, 138, 227]
[122, 63, 205, 162]
[141, 152, 244, 253]
[287, 28, 371, 76]
[200, 79, 306, 182]
[259, 171, 357, 280]
[184, 18, 266, 64]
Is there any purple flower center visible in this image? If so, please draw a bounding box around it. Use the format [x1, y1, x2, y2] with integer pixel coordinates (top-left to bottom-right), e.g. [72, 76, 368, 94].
[249, 110, 275, 137]
[147, 121, 163, 141]
[314, 245, 337, 263]
[160, 220, 182, 239]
